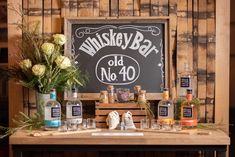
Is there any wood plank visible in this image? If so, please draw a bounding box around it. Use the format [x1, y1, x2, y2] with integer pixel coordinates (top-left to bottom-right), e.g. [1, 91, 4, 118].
[140, 0, 150, 16]
[93, 0, 100, 17]
[197, 0, 207, 122]
[96, 110, 147, 116]
[0, 42, 8, 48]
[0, 23, 7, 28]
[151, 0, 159, 16]
[206, 0, 215, 122]
[22, 0, 28, 30]
[119, 0, 133, 16]
[192, 0, 198, 99]
[51, 0, 62, 33]
[99, 0, 109, 17]
[69, 0, 77, 17]
[133, 0, 140, 16]
[8, 0, 23, 127]
[10, 129, 230, 145]
[28, 0, 43, 33]
[215, 0, 230, 133]
[110, 0, 118, 17]
[77, 0, 94, 17]
[43, 0, 52, 35]
[159, 0, 168, 16]
[187, 0, 193, 72]
[176, 0, 188, 97]
[61, 0, 69, 17]
[169, 0, 177, 99]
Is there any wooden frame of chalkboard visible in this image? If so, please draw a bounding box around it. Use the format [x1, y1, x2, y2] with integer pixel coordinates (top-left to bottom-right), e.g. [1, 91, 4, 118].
[64, 17, 170, 100]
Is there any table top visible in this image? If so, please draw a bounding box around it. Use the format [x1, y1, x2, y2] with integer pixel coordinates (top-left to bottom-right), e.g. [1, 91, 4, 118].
[9, 128, 230, 145]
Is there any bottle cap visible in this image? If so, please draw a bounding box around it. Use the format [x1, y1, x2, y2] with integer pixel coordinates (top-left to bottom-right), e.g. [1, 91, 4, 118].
[187, 89, 192, 94]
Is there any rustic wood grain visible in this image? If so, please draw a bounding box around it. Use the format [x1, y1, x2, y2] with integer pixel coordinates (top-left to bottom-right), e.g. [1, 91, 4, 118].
[99, 0, 110, 17]
[151, 0, 159, 16]
[93, 0, 99, 17]
[206, 0, 215, 123]
[69, 0, 77, 17]
[28, 0, 43, 32]
[197, 0, 207, 122]
[119, 0, 133, 16]
[159, 0, 168, 16]
[110, 0, 119, 17]
[169, 0, 177, 99]
[140, 0, 150, 16]
[43, 0, 52, 35]
[51, 0, 61, 33]
[77, 0, 94, 17]
[133, 0, 140, 16]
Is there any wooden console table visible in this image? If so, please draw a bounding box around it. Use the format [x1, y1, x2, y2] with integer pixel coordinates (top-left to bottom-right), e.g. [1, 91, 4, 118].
[10, 129, 230, 157]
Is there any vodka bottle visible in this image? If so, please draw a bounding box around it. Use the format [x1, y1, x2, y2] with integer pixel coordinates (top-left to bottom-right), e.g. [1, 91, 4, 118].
[66, 88, 83, 124]
[157, 88, 174, 125]
[44, 89, 61, 129]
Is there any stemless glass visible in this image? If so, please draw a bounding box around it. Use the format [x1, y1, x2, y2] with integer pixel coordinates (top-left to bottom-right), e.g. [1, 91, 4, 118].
[86, 118, 96, 129]
[140, 118, 149, 129]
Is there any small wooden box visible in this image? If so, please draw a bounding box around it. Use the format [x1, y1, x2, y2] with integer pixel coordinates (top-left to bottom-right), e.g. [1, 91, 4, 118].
[95, 102, 147, 128]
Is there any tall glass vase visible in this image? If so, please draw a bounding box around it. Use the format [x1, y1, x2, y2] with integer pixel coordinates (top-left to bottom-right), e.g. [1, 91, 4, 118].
[35, 92, 50, 118]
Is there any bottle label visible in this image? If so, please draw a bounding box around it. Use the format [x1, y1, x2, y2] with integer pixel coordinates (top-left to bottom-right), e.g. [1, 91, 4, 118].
[51, 107, 60, 118]
[180, 77, 190, 88]
[72, 106, 81, 116]
[159, 106, 168, 117]
[183, 107, 193, 118]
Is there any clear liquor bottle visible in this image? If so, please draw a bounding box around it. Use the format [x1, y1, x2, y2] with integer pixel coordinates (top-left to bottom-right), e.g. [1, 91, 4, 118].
[180, 89, 198, 128]
[66, 88, 83, 124]
[157, 88, 174, 125]
[177, 63, 194, 97]
[44, 89, 61, 129]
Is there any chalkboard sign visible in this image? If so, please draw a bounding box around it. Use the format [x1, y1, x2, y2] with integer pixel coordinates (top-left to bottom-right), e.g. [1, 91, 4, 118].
[65, 18, 169, 98]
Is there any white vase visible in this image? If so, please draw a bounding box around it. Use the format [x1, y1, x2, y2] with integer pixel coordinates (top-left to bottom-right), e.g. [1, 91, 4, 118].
[35, 92, 50, 117]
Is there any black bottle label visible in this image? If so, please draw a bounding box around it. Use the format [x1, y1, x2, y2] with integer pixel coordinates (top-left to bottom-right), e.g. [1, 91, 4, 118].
[51, 107, 60, 118]
[183, 107, 193, 118]
[159, 106, 168, 117]
[180, 77, 190, 88]
[72, 106, 81, 116]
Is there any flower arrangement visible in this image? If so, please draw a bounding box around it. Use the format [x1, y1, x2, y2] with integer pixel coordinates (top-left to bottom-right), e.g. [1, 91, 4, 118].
[9, 22, 85, 94]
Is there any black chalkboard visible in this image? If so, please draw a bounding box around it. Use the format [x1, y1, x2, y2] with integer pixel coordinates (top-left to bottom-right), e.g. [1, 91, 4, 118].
[65, 18, 168, 94]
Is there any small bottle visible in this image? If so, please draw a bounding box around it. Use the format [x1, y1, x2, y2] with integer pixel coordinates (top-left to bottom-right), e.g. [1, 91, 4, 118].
[177, 63, 194, 97]
[134, 85, 141, 102]
[99, 90, 109, 103]
[138, 90, 146, 103]
[107, 85, 115, 103]
[157, 88, 174, 125]
[180, 89, 198, 128]
[44, 89, 61, 129]
[66, 87, 83, 125]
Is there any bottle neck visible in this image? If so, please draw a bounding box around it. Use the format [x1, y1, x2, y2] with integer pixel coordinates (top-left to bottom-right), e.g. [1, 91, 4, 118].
[162, 91, 169, 100]
[50, 91, 56, 100]
[186, 93, 192, 101]
[72, 92, 78, 99]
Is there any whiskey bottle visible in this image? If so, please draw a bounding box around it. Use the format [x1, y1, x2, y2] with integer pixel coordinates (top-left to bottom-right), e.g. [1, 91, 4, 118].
[66, 87, 83, 125]
[157, 88, 174, 124]
[180, 89, 198, 128]
[177, 63, 194, 97]
[44, 89, 61, 129]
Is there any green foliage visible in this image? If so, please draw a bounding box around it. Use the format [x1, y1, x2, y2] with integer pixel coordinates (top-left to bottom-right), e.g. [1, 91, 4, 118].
[0, 112, 44, 139]
[138, 101, 155, 118]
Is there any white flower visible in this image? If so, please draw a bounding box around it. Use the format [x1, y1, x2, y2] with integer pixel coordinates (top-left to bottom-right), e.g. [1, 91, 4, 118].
[53, 34, 66, 45]
[32, 64, 46, 76]
[19, 59, 32, 70]
[55, 55, 71, 69]
[41, 42, 54, 55]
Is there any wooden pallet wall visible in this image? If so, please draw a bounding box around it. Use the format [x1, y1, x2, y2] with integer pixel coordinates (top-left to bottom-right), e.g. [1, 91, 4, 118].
[16, 0, 216, 123]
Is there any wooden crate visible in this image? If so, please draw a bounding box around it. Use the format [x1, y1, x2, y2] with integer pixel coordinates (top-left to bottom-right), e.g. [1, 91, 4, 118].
[95, 102, 147, 128]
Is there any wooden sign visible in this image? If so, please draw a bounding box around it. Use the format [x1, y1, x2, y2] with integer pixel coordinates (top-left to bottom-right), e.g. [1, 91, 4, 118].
[65, 17, 169, 100]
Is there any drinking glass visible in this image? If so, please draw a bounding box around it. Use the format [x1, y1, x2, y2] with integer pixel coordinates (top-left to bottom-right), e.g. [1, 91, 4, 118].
[86, 118, 96, 129]
[151, 119, 161, 130]
[140, 118, 149, 129]
[173, 120, 182, 131]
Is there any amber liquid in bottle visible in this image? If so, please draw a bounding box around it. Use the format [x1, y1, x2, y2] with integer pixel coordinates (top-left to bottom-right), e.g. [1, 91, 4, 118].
[180, 89, 198, 128]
